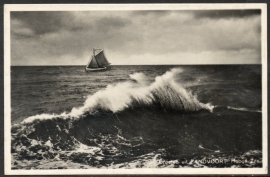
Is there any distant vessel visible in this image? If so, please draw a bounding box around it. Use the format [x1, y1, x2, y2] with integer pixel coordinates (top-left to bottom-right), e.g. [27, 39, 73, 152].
[85, 49, 110, 71]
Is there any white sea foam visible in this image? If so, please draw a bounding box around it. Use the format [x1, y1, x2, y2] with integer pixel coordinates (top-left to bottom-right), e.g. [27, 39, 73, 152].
[22, 112, 69, 123]
[227, 106, 261, 113]
[22, 68, 213, 124]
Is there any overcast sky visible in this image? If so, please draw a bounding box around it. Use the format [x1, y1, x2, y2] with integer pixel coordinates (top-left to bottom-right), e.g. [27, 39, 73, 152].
[10, 10, 261, 65]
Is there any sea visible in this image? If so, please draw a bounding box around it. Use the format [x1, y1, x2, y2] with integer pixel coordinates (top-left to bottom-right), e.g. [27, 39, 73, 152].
[11, 65, 262, 169]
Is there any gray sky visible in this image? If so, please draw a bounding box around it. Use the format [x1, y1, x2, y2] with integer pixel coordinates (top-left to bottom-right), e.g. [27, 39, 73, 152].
[11, 10, 261, 65]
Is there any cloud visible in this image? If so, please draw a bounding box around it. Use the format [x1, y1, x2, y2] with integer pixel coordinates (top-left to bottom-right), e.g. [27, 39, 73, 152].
[11, 11, 131, 37]
[193, 9, 261, 19]
[11, 19, 35, 37]
[10, 10, 261, 65]
[11, 12, 73, 36]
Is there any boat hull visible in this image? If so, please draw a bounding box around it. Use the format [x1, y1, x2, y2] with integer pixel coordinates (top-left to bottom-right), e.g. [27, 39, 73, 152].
[85, 67, 107, 72]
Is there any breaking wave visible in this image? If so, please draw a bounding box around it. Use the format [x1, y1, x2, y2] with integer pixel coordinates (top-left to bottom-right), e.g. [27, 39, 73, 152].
[23, 68, 213, 123]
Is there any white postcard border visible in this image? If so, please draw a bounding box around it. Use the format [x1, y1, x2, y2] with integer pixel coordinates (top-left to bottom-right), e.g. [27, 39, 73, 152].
[4, 3, 268, 175]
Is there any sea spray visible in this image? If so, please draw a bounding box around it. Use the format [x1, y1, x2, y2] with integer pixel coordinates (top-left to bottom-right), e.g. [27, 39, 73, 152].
[129, 72, 150, 86]
[23, 68, 213, 124]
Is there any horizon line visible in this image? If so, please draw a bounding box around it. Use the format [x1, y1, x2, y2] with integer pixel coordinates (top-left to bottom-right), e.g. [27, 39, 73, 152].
[11, 64, 262, 66]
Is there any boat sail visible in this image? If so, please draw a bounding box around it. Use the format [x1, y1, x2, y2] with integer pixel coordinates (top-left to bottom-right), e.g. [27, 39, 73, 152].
[85, 49, 110, 71]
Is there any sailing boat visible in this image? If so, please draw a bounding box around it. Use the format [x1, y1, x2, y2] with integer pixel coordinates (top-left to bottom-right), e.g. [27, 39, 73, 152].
[85, 49, 111, 71]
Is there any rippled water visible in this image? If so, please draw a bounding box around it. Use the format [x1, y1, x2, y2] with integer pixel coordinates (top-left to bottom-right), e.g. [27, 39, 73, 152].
[11, 65, 262, 169]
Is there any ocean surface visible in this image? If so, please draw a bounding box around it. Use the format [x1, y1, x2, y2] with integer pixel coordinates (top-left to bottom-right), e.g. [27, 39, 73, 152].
[11, 65, 262, 169]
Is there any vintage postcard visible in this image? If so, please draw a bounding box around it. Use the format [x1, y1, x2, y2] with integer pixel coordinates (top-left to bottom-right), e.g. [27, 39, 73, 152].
[4, 3, 267, 175]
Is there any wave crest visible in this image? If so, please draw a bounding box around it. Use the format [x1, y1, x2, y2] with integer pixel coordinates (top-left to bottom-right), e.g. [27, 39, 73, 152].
[23, 68, 213, 123]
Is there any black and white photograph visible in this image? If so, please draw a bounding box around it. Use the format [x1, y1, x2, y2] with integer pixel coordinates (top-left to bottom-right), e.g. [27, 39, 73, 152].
[4, 4, 267, 175]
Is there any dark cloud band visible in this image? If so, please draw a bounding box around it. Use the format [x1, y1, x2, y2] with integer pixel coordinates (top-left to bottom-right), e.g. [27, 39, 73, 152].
[193, 10, 261, 19]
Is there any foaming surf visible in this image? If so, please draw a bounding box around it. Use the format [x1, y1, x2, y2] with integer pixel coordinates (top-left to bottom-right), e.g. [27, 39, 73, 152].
[227, 106, 262, 113]
[22, 68, 213, 124]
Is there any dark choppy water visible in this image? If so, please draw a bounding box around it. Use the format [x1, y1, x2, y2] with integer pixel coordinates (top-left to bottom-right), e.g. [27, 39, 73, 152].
[11, 65, 262, 169]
